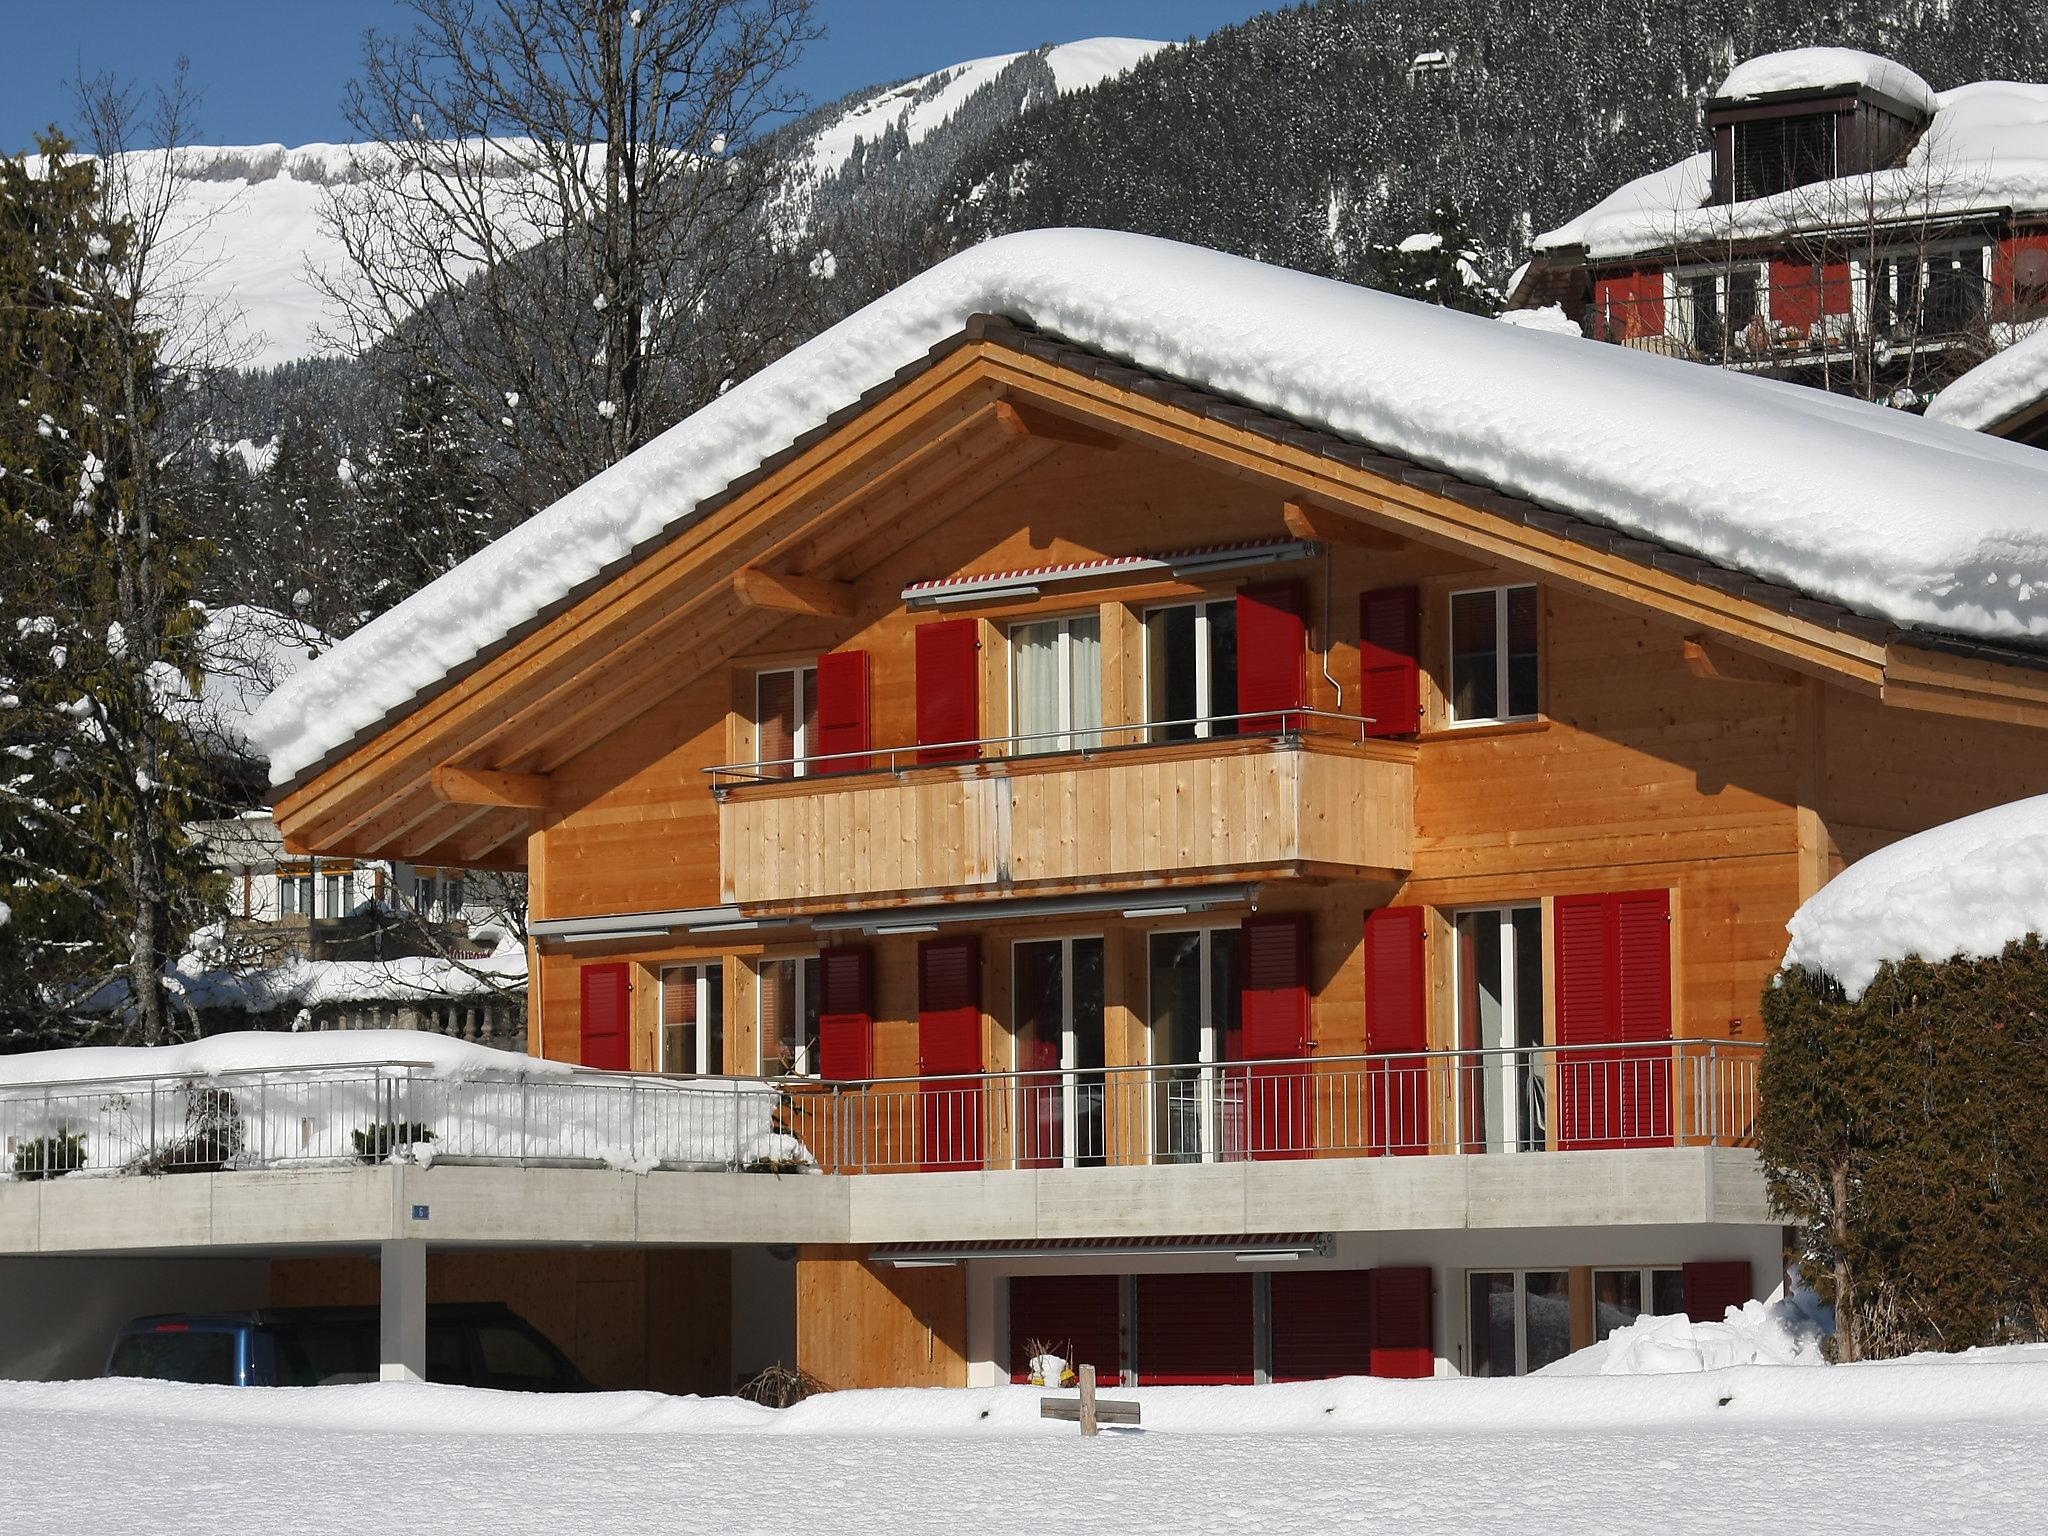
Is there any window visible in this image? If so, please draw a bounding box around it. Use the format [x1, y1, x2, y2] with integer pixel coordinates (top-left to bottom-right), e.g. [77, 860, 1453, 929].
[106, 1330, 238, 1386]
[1144, 600, 1237, 741]
[661, 963, 725, 1075]
[1731, 113, 1835, 201]
[755, 665, 819, 778]
[1454, 907, 1545, 1152]
[1864, 247, 1989, 338]
[1593, 1266, 1686, 1342]
[1466, 1269, 1573, 1376]
[1013, 937, 1107, 1167]
[277, 867, 314, 918]
[441, 876, 466, 920]
[1009, 614, 1103, 752]
[1147, 926, 1242, 1162]
[320, 868, 350, 920]
[1448, 586, 1539, 724]
[759, 956, 821, 1076]
[1669, 266, 1761, 359]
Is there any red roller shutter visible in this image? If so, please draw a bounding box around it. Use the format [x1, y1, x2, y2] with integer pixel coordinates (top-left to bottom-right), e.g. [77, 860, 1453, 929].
[1236, 581, 1306, 733]
[914, 619, 980, 764]
[1555, 891, 1672, 1149]
[1681, 1260, 1753, 1325]
[579, 962, 630, 1071]
[1271, 1269, 1373, 1381]
[1238, 913, 1312, 1160]
[917, 936, 982, 1170]
[1359, 587, 1421, 738]
[1135, 1272, 1255, 1384]
[1366, 1267, 1434, 1378]
[817, 946, 874, 1082]
[814, 650, 872, 774]
[1364, 906, 1428, 1155]
[1008, 1274, 1122, 1383]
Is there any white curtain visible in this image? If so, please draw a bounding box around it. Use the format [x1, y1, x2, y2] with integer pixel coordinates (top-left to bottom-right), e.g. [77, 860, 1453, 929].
[1012, 620, 1061, 749]
[1068, 617, 1102, 749]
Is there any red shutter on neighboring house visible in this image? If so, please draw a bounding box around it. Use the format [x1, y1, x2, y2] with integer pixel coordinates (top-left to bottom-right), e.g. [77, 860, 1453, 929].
[1681, 1260, 1753, 1324]
[817, 946, 874, 1083]
[1364, 906, 1428, 1155]
[914, 619, 980, 764]
[1270, 1269, 1373, 1381]
[1555, 891, 1672, 1149]
[1238, 912, 1312, 1160]
[1366, 1267, 1434, 1378]
[1359, 587, 1421, 738]
[917, 936, 982, 1170]
[1236, 581, 1306, 733]
[814, 650, 872, 774]
[1135, 1273, 1255, 1384]
[579, 962, 630, 1071]
[1008, 1274, 1122, 1383]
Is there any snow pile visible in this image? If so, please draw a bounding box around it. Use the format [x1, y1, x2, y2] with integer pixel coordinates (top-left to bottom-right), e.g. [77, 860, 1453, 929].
[171, 950, 529, 1013]
[1496, 303, 1583, 337]
[1716, 48, 1937, 116]
[1928, 323, 2048, 433]
[1538, 1297, 1829, 1377]
[1784, 793, 2048, 997]
[0, 1030, 793, 1177]
[254, 227, 2048, 785]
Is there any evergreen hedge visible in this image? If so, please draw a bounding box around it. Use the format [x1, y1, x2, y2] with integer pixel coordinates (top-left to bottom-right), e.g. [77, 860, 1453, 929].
[1761, 937, 2048, 1360]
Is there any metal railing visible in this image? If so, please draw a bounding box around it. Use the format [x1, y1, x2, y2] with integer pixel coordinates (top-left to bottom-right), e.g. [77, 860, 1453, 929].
[0, 1061, 799, 1181]
[778, 1039, 1762, 1174]
[705, 708, 1382, 790]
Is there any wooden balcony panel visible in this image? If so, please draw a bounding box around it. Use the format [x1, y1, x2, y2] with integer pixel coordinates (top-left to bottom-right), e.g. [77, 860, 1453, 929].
[719, 737, 1414, 909]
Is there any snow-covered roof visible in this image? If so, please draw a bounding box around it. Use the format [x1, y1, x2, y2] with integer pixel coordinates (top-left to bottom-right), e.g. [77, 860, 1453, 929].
[1783, 793, 2048, 997]
[1927, 324, 2048, 433]
[186, 605, 332, 758]
[1714, 48, 1937, 116]
[252, 228, 2048, 788]
[1537, 80, 2048, 261]
[0, 1027, 556, 1088]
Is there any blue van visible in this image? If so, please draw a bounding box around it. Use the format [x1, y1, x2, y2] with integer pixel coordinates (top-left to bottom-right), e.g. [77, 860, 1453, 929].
[104, 1303, 591, 1391]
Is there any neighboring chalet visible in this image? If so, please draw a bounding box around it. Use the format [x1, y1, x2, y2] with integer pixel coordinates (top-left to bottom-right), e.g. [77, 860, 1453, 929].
[1927, 324, 2048, 449]
[79, 228, 2048, 1394]
[1511, 48, 2048, 404]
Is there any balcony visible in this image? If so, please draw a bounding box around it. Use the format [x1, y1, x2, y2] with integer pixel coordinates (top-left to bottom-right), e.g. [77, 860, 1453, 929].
[711, 713, 1415, 910]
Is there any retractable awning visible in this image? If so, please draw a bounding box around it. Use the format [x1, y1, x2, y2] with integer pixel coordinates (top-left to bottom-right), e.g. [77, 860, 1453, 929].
[870, 1234, 1332, 1266]
[901, 538, 1319, 607]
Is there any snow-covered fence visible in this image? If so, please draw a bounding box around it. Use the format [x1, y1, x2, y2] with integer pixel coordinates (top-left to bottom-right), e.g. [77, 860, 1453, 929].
[0, 1060, 796, 1180]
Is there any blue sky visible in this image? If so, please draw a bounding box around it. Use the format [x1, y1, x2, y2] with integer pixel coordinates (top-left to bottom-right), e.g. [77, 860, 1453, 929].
[0, 0, 1272, 154]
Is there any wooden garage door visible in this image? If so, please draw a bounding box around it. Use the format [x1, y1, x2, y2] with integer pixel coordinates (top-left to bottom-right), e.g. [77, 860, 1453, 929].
[1134, 1273, 1255, 1384]
[1270, 1269, 1374, 1381]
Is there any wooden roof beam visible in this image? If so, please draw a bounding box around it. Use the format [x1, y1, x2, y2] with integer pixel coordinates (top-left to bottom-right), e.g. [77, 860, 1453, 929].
[1681, 636, 1797, 686]
[733, 566, 860, 619]
[1282, 497, 1405, 550]
[994, 397, 1122, 452]
[431, 763, 553, 810]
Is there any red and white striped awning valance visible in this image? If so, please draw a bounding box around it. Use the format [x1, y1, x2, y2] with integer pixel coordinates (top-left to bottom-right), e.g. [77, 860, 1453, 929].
[901, 538, 1319, 605]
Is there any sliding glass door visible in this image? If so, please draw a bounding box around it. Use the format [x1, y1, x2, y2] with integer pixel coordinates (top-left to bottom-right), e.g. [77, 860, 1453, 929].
[1454, 906, 1545, 1152]
[1147, 927, 1243, 1162]
[1012, 937, 1106, 1167]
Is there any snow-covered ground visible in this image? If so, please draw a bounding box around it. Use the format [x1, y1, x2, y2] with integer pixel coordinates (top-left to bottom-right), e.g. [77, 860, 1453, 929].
[10, 1348, 2048, 1534]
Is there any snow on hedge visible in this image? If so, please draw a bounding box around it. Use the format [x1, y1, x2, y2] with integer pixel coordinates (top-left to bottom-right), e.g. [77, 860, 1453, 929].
[1784, 794, 2048, 997]
[0, 1031, 796, 1177]
[253, 229, 2048, 785]
[1716, 48, 1937, 115]
[1928, 324, 2048, 433]
[1538, 1297, 1829, 1377]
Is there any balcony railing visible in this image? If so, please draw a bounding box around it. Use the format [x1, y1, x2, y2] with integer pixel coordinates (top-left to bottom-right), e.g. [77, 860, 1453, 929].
[780, 1039, 1762, 1174]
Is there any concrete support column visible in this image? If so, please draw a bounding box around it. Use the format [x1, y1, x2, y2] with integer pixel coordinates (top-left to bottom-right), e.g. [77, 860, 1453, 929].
[378, 1238, 427, 1383]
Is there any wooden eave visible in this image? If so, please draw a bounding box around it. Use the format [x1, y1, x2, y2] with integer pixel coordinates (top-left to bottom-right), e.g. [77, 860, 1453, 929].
[271, 314, 2048, 869]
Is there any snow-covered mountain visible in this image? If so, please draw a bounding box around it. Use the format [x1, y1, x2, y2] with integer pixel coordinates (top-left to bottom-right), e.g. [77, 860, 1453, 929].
[124, 38, 1165, 370]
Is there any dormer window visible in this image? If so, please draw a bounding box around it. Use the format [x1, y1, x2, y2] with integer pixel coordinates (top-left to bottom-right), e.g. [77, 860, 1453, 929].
[1705, 52, 1934, 207]
[1731, 112, 1836, 201]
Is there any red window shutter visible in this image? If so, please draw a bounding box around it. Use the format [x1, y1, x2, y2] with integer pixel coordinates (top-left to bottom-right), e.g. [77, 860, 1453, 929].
[1008, 1274, 1122, 1383]
[1239, 913, 1311, 1060]
[1135, 1272, 1255, 1384]
[1364, 906, 1428, 1155]
[1768, 257, 1821, 332]
[1359, 587, 1421, 738]
[1555, 891, 1672, 1148]
[817, 945, 874, 1082]
[814, 650, 872, 774]
[914, 619, 980, 764]
[1270, 1269, 1372, 1381]
[1616, 891, 1672, 1044]
[1366, 1266, 1434, 1378]
[578, 962, 630, 1071]
[1554, 894, 1617, 1047]
[1681, 1260, 1753, 1324]
[917, 936, 982, 1170]
[1236, 581, 1306, 733]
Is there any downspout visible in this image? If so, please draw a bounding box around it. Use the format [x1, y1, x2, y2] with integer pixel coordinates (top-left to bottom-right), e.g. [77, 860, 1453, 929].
[1319, 543, 1343, 711]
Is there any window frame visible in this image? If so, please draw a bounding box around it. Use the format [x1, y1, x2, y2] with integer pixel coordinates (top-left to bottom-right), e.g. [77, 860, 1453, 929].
[1144, 921, 1244, 1164]
[753, 663, 819, 778]
[757, 954, 822, 1078]
[660, 961, 725, 1076]
[1666, 262, 1767, 358]
[1465, 1267, 1574, 1377]
[1855, 241, 1991, 339]
[1446, 584, 1540, 727]
[1010, 933, 1108, 1167]
[1450, 902, 1547, 1154]
[277, 865, 314, 919]
[1006, 611, 1103, 754]
[1591, 1264, 1686, 1341]
[1141, 597, 1238, 741]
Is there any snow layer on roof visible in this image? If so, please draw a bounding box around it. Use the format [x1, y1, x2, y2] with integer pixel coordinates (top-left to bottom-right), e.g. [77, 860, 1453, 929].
[1783, 793, 2048, 997]
[0, 1028, 565, 1088]
[1716, 48, 1937, 117]
[1927, 323, 2048, 432]
[1496, 303, 1584, 337]
[1537, 81, 2048, 260]
[182, 605, 332, 758]
[251, 228, 2048, 786]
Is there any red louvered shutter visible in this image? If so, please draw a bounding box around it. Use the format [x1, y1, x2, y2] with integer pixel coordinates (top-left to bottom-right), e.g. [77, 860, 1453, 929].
[1135, 1273, 1255, 1384]
[579, 962, 630, 1071]
[1359, 587, 1422, 738]
[1008, 1274, 1122, 1383]
[1681, 1260, 1753, 1324]
[1555, 891, 1672, 1149]
[914, 619, 980, 764]
[1236, 581, 1306, 733]
[1366, 1267, 1434, 1378]
[1364, 906, 1428, 1155]
[817, 946, 873, 1082]
[1615, 890, 1673, 1144]
[1238, 913, 1312, 1160]
[917, 936, 982, 1169]
[1270, 1269, 1373, 1381]
[814, 650, 872, 774]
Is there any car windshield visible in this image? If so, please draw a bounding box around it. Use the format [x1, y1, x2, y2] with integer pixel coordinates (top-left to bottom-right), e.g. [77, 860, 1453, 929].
[107, 1330, 236, 1386]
